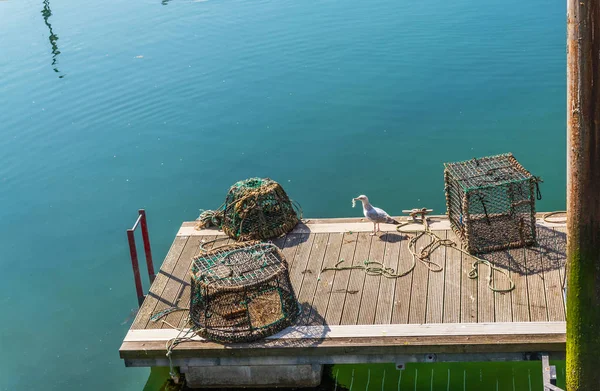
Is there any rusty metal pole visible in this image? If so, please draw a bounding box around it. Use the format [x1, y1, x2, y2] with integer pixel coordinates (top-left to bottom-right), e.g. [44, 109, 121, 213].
[127, 229, 145, 307]
[138, 209, 156, 284]
[567, 0, 600, 389]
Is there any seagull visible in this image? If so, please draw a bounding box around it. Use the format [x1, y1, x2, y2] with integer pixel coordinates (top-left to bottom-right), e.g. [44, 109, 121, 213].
[353, 195, 400, 235]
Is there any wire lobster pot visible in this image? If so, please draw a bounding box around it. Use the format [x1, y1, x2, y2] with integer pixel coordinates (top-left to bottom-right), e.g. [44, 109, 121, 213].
[190, 241, 300, 343]
[444, 153, 541, 254]
[221, 178, 300, 241]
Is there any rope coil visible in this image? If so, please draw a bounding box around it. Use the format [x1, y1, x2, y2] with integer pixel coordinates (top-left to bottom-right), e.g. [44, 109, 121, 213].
[397, 220, 514, 293]
[320, 216, 515, 293]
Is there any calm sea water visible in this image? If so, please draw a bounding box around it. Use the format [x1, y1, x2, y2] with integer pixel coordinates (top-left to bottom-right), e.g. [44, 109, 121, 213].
[0, 0, 565, 389]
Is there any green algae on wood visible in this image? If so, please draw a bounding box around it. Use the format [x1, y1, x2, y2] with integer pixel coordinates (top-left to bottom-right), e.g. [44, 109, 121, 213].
[566, 0, 600, 388]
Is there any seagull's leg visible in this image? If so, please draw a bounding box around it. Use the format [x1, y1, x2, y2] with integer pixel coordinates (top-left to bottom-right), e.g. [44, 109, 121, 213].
[370, 222, 376, 236]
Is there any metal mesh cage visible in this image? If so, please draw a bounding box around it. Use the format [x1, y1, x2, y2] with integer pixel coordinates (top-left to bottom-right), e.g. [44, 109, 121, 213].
[190, 241, 300, 343]
[444, 153, 538, 254]
[221, 178, 299, 241]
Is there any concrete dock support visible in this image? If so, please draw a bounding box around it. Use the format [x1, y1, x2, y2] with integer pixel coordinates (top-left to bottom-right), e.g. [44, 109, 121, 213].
[181, 364, 323, 388]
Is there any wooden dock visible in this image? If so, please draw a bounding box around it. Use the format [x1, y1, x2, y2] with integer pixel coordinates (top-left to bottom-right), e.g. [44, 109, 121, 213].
[119, 215, 567, 387]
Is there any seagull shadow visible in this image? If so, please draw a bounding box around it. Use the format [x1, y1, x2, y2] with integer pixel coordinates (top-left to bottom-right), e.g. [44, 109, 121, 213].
[378, 232, 406, 243]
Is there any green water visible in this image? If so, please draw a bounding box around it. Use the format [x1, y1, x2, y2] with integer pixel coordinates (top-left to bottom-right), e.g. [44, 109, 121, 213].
[332, 362, 566, 391]
[145, 362, 567, 390]
[1, 0, 565, 389]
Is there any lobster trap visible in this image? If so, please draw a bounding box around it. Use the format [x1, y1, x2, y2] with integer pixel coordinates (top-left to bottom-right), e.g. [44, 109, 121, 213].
[198, 177, 300, 241]
[190, 241, 299, 343]
[444, 153, 541, 254]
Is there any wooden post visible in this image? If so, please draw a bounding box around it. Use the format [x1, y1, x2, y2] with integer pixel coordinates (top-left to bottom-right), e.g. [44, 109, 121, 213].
[567, 0, 600, 389]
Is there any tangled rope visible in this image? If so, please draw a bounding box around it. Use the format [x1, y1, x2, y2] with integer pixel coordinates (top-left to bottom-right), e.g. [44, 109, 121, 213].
[542, 211, 567, 224]
[321, 258, 416, 279]
[397, 220, 514, 293]
[320, 225, 444, 280]
[165, 325, 197, 384]
[148, 309, 195, 383]
[197, 208, 224, 229]
[467, 259, 514, 292]
[321, 216, 515, 293]
[150, 307, 189, 322]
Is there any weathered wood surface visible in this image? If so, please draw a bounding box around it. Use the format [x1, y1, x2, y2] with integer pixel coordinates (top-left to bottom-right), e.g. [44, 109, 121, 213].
[177, 215, 565, 236]
[121, 332, 566, 361]
[122, 217, 567, 363]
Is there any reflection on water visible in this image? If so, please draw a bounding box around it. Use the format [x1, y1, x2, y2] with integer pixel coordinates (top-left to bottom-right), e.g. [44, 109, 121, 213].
[41, 0, 64, 78]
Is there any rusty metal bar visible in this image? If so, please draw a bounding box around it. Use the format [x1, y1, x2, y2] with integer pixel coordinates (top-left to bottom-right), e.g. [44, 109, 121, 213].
[542, 353, 564, 391]
[566, 0, 600, 389]
[127, 228, 145, 307]
[139, 209, 156, 284]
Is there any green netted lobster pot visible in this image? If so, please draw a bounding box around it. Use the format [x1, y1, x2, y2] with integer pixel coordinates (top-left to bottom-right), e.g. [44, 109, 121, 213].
[220, 177, 300, 241]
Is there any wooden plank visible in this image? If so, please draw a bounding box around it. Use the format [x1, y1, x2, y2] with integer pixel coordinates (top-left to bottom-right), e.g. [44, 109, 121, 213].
[443, 230, 461, 323]
[178, 226, 227, 236]
[131, 236, 189, 329]
[279, 233, 304, 270]
[340, 233, 372, 325]
[296, 233, 329, 324]
[178, 220, 452, 236]
[303, 216, 452, 224]
[179, 219, 564, 236]
[553, 226, 567, 314]
[374, 233, 402, 324]
[494, 271, 513, 322]
[460, 238, 478, 323]
[124, 321, 567, 342]
[147, 236, 204, 329]
[391, 231, 414, 324]
[357, 235, 386, 325]
[180, 216, 564, 229]
[482, 250, 513, 323]
[477, 251, 495, 323]
[542, 228, 566, 321]
[287, 233, 316, 298]
[324, 232, 359, 325]
[271, 235, 287, 249]
[509, 248, 530, 322]
[181, 215, 560, 228]
[425, 230, 446, 323]
[408, 233, 430, 324]
[167, 236, 222, 329]
[525, 244, 549, 322]
[121, 334, 566, 363]
[311, 233, 344, 325]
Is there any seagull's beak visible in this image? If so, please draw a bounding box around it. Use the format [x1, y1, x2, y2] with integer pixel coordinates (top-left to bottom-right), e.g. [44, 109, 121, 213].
[352, 197, 359, 201]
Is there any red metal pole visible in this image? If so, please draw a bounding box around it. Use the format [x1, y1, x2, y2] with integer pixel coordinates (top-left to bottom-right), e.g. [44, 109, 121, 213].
[139, 209, 156, 284]
[127, 229, 145, 307]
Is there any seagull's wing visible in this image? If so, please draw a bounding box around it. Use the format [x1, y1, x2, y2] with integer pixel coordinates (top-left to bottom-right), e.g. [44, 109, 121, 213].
[372, 207, 400, 224]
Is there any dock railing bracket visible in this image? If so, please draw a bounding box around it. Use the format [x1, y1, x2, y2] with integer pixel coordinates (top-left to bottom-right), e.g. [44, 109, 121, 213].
[541, 353, 563, 391]
[126, 209, 156, 307]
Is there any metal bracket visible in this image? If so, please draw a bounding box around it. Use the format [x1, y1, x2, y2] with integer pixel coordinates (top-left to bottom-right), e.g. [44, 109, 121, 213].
[541, 353, 564, 391]
[402, 208, 433, 230]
